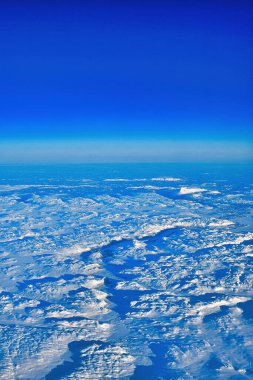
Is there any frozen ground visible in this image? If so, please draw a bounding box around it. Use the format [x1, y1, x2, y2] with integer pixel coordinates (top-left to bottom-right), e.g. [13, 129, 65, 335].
[0, 163, 252, 379]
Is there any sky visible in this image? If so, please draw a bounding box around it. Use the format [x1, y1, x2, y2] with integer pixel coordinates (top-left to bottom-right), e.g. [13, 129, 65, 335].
[0, 0, 252, 163]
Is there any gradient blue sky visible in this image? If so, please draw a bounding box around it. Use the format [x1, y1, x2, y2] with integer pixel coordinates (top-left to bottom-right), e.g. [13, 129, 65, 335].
[0, 0, 252, 162]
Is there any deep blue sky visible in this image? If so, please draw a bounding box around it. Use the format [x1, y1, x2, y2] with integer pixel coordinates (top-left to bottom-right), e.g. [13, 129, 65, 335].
[0, 1, 252, 162]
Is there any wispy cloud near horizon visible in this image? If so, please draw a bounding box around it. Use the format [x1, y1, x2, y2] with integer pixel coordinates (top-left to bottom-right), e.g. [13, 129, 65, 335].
[1, 138, 252, 164]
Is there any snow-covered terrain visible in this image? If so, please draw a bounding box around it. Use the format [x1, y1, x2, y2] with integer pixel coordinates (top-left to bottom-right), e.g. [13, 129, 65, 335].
[0, 164, 252, 379]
